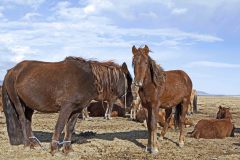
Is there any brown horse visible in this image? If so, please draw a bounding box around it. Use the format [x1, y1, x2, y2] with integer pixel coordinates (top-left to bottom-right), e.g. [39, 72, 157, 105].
[132, 45, 192, 154]
[189, 106, 234, 139]
[2, 57, 132, 155]
[188, 89, 198, 114]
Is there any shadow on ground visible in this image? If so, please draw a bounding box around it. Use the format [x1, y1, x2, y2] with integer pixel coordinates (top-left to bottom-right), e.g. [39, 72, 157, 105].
[33, 130, 148, 149]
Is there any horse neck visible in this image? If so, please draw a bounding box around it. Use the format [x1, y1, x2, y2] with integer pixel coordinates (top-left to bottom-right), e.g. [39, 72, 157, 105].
[223, 113, 232, 120]
[91, 64, 122, 100]
[142, 64, 154, 87]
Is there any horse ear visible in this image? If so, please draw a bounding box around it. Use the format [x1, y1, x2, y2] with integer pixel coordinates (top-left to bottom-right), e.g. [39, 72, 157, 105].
[121, 62, 128, 73]
[132, 45, 137, 55]
[143, 45, 149, 55]
[219, 105, 222, 109]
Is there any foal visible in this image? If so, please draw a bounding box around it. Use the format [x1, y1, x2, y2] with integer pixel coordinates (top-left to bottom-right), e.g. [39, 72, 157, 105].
[189, 106, 234, 139]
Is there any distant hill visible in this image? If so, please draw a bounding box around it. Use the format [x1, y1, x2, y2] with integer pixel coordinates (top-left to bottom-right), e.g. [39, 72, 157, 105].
[197, 90, 209, 96]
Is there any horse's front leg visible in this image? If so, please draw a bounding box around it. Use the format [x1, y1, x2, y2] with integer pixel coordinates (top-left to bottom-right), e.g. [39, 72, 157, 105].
[51, 104, 73, 156]
[62, 112, 80, 155]
[145, 105, 159, 154]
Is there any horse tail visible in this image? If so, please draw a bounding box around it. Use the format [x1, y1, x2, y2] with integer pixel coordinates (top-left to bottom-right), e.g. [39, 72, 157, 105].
[174, 103, 182, 129]
[193, 94, 197, 113]
[2, 81, 23, 145]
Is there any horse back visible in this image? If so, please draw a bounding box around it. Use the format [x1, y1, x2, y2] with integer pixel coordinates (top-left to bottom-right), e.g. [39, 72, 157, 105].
[160, 70, 192, 106]
[193, 119, 234, 139]
[7, 60, 97, 112]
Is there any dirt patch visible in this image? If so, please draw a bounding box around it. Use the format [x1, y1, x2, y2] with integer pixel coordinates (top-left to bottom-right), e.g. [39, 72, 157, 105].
[0, 96, 240, 159]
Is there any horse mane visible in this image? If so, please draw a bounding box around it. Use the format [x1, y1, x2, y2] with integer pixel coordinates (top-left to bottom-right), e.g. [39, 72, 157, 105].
[148, 56, 166, 86]
[65, 56, 123, 98]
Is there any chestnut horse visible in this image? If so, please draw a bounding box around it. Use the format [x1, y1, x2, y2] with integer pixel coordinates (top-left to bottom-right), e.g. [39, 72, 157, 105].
[2, 57, 132, 155]
[189, 106, 234, 139]
[132, 45, 192, 154]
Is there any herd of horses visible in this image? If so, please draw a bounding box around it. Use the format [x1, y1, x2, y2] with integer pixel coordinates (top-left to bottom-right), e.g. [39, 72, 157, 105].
[1, 45, 235, 155]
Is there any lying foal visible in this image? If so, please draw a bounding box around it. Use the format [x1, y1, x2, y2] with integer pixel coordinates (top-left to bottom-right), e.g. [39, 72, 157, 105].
[189, 106, 235, 139]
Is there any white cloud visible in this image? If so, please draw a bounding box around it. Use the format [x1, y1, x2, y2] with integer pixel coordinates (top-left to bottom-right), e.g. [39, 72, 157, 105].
[1, 0, 45, 8]
[186, 61, 240, 68]
[22, 12, 41, 21]
[171, 8, 188, 15]
[83, 4, 95, 14]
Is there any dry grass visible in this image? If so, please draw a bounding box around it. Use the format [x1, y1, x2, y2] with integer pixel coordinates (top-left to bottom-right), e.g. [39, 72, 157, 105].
[0, 96, 240, 160]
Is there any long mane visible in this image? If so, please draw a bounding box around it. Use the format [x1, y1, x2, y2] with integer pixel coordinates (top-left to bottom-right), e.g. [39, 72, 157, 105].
[148, 56, 165, 86]
[65, 56, 124, 99]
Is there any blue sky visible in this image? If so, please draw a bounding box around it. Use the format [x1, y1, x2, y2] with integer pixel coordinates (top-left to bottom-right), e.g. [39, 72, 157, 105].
[0, 0, 240, 95]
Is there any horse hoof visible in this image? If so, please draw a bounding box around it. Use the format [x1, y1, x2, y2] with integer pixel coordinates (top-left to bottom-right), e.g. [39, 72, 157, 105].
[50, 142, 59, 156]
[159, 136, 164, 141]
[179, 142, 184, 148]
[145, 146, 159, 155]
[62, 146, 74, 155]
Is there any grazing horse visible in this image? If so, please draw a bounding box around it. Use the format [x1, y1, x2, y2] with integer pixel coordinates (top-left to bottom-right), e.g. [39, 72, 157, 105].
[2, 57, 132, 155]
[90, 61, 132, 120]
[189, 106, 234, 139]
[132, 45, 192, 154]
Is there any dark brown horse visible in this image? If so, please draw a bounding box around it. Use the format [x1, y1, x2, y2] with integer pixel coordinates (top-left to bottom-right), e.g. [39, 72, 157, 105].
[132, 45, 192, 154]
[2, 57, 132, 155]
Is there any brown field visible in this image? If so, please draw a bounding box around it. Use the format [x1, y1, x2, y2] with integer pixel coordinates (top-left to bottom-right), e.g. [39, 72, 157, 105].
[0, 96, 240, 160]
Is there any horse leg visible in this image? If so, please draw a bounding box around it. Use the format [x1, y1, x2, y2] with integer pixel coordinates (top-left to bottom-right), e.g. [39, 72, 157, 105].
[130, 108, 133, 119]
[8, 94, 29, 146]
[106, 101, 113, 120]
[24, 107, 39, 148]
[145, 106, 159, 154]
[104, 102, 109, 119]
[159, 108, 172, 140]
[50, 104, 73, 155]
[62, 112, 80, 155]
[82, 107, 89, 120]
[179, 98, 189, 147]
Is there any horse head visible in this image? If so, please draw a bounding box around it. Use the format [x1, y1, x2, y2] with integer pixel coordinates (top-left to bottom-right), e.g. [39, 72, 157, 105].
[132, 45, 165, 88]
[121, 62, 133, 108]
[132, 45, 150, 87]
[216, 106, 232, 119]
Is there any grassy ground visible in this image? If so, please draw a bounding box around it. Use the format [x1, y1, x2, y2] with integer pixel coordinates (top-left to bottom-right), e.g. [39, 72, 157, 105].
[0, 96, 240, 160]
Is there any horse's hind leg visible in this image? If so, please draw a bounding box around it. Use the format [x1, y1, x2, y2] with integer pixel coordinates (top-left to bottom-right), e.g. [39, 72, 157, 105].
[7, 89, 29, 146]
[159, 108, 172, 140]
[179, 98, 189, 147]
[62, 112, 80, 154]
[24, 107, 37, 148]
[51, 104, 73, 155]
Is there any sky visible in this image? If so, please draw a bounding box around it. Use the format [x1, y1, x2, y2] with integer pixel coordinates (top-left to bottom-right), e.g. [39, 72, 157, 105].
[0, 0, 240, 95]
